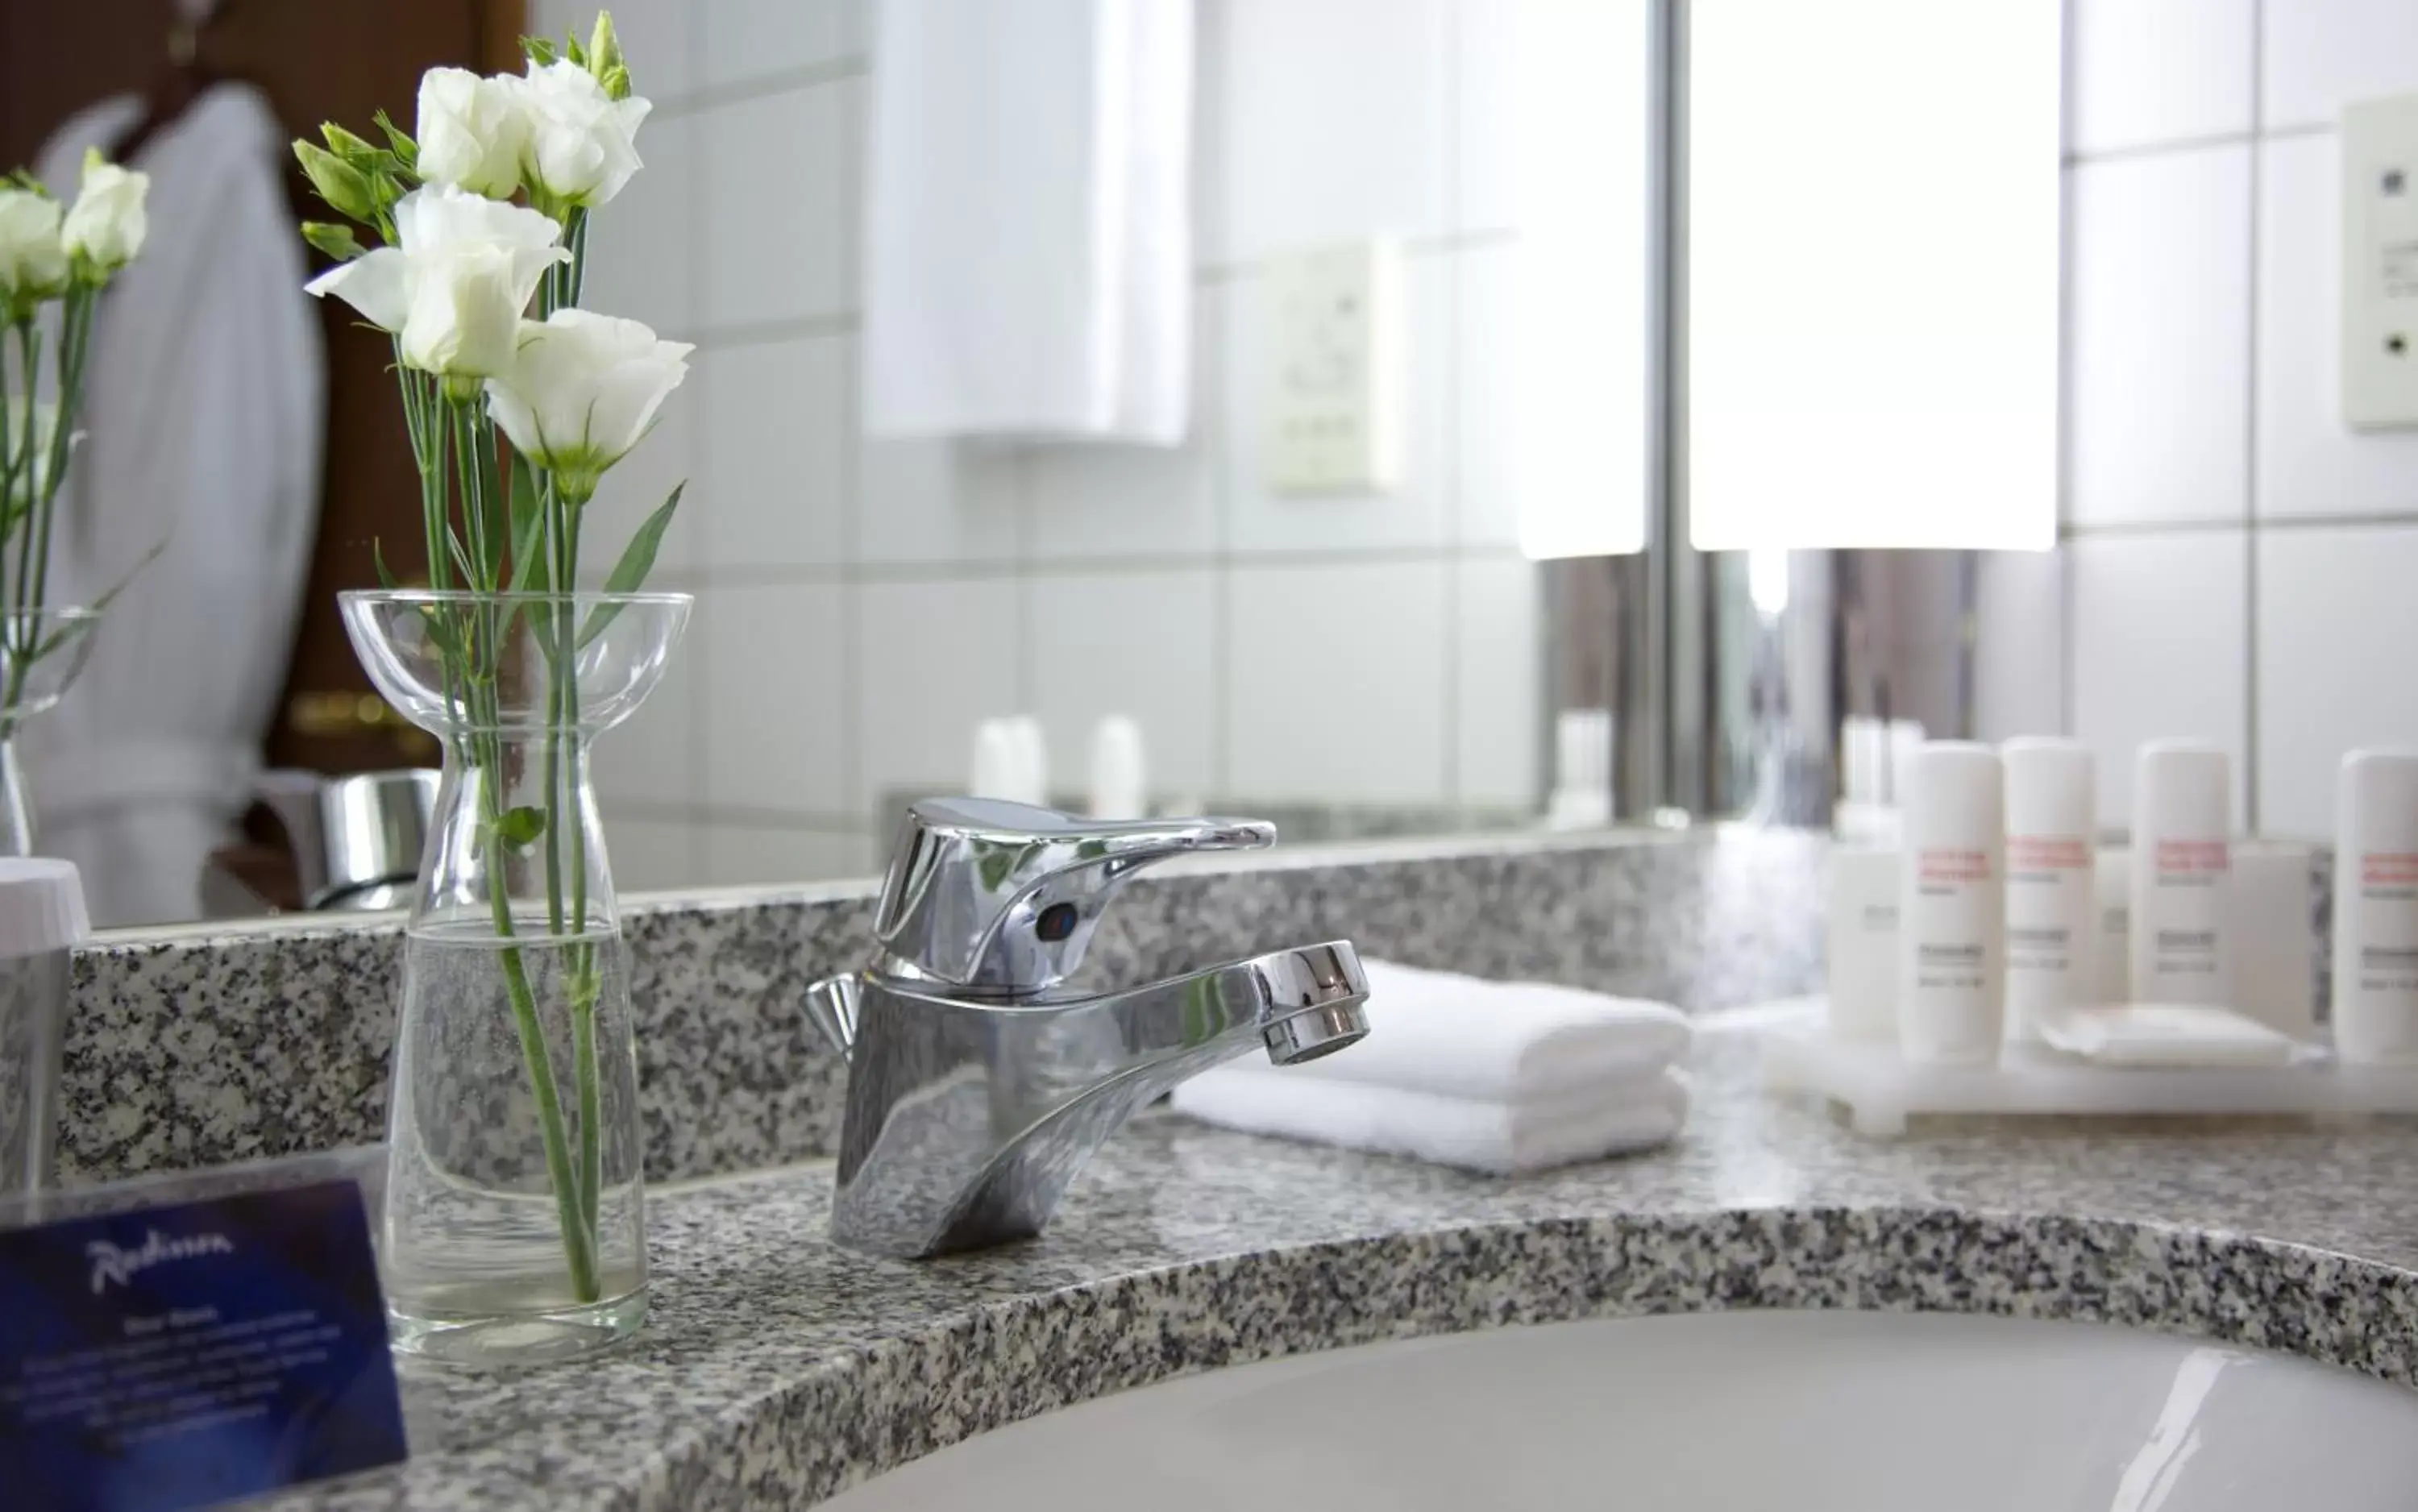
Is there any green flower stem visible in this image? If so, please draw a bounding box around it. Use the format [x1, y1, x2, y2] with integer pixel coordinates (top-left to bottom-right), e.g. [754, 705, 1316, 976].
[28, 289, 94, 625]
[419, 384, 600, 1306]
[480, 808, 598, 1304]
[7, 320, 43, 669]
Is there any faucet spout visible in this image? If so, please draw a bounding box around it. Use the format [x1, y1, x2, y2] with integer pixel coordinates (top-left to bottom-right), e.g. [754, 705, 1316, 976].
[825, 941, 1369, 1257]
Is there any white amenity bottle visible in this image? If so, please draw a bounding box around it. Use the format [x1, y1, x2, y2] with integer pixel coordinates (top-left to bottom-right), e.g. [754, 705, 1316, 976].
[2128, 741, 2233, 1007]
[2333, 750, 2418, 1063]
[2001, 737, 2096, 1042]
[1897, 741, 2005, 1064]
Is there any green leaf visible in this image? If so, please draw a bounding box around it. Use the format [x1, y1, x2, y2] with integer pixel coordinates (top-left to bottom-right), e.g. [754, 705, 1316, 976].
[575, 483, 681, 650]
[372, 537, 401, 589]
[564, 31, 588, 67]
[520, 34, 559, 65]
[493, 804, 548, 850]
[28, 538, 167, 663]
[84, 536, 166, 618]
[506, 453, 550, 593]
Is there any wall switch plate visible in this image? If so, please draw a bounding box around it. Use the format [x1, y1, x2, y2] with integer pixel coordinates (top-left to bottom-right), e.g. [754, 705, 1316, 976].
[2343, 93, 2418, 430]
[1262, 239, 1404, 496]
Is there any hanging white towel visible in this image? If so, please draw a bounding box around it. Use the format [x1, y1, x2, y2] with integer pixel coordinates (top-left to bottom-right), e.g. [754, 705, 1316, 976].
[1288, 959, 1694, 1103]
[1170, 1068, 1692, 1176]
[31, 85, 325, 925]
[862, 0, 1193, 444]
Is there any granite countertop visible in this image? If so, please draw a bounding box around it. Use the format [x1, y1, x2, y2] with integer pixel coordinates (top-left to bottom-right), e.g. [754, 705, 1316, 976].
[273, 1016, 2418, 1511]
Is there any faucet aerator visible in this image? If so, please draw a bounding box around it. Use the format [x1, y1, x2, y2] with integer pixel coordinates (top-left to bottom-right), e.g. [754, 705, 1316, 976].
[1264, 1002, 1371, 1065]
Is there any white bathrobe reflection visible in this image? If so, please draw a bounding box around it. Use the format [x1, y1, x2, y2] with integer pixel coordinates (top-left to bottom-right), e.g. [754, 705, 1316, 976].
[32, 84, 324, 926]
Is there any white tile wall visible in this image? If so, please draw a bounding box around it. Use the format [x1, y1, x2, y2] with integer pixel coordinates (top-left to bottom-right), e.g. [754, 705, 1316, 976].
[2064, 0, 2254, 155]
[856, 579, 1021, 811]
[593, 637, 699, 808]
[1453, 242, 1525, 551]
[1025, 568, 1221, 799]
[1226, 561, 1449, 802]
[856, 434, 1024, 567]
[2070, 531, 2250, 826]
[697, 0, 858, 93]
[2063, 146, 2252, 526]
[2256, 525, 2418, 838]
[582, 114, 694, 337]
[1971, 549, 2064, 745]
[698, 584, 849, 814]
[1208, 0, 1451, 263]
[603, 816, 699, 892]
[695, 336, 849, 570]
[700, 823, 871, 887]
[571, 0, 1548, 891]
[1449, 0, 1522, 235]
[697, 83, 854, 330]
[2057, 0, 2418, 840]
[1454, 557, 1541, 804]
[2254, 135, 2418, 519]
[2262, 0, 2418, 130]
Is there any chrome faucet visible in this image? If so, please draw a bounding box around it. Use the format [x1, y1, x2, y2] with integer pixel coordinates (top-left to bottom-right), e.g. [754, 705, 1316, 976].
[805, 797, 1370, 1258]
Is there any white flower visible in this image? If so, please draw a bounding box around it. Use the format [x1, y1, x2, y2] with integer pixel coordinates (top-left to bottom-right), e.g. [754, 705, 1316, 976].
[60, 152, 149, 274]
[415, 68, 530, 200]
[305, 185, 567, 379]
[517, 60, 651, 210]
[0, 189, 69, 306]
[484, 309, 692, 497]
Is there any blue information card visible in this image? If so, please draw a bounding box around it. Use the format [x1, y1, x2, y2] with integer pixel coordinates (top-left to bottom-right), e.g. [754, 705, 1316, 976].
[0, 1180, 408, 1511]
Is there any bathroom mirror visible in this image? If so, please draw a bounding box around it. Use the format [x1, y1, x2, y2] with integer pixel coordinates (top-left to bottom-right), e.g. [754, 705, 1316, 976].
[1, 0, 1664, 927]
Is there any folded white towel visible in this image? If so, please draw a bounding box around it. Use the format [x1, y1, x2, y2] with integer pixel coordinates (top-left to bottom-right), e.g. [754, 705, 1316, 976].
[1170, 1068, 1690, 1175]
[1286, 959, 1693, 1103]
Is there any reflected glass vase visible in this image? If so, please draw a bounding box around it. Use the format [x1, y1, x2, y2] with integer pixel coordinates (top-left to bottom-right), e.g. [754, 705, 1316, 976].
[338, 588, 691, 1365]
[0, 608, 102, 858]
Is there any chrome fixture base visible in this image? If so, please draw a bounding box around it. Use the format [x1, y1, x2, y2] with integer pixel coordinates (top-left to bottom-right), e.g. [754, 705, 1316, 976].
[808, 799, 1370, 1257]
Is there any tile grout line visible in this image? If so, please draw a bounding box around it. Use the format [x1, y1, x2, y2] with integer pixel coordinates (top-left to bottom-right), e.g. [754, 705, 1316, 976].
[682, 0, 712, 886]
[2242, 0, 2266, 835]
[2055, 35, 2079, 744]
[687, 236, 1519, 352]
[1438, 0, 1467, 807]
[2063, 118, 2330, 168]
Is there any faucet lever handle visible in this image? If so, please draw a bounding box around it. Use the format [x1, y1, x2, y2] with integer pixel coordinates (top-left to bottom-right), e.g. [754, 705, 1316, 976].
[872, 797, 1275, 991]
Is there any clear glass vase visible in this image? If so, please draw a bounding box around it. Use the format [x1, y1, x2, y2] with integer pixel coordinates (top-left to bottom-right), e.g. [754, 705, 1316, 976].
[0, 609, 102, 857]
[339, 588, 691, 1365]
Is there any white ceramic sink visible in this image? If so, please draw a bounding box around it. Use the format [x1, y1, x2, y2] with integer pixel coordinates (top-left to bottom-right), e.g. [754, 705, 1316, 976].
[821, 1311, 2418, 1510]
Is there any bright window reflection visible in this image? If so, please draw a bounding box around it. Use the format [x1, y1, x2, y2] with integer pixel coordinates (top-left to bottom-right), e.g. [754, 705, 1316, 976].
[1688, 0, 2061, 551]
[1515, 0, 1655, 560]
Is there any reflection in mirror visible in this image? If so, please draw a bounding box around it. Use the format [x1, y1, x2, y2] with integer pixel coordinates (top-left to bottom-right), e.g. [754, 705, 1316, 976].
[1, 0, 1660, 927]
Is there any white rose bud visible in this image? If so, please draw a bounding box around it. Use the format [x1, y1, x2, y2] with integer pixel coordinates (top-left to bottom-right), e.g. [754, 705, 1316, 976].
[305, 184, 568, 380]
[414, 67, 530, 201]
[60, 151, 150, 276]
[0, 189, 69, 308]
[484, 309, 692, 500]
[517, 60, 651, 211]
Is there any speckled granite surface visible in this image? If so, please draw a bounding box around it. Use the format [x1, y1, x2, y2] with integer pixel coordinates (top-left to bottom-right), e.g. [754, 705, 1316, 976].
[260, 1020, 2418, 1511]
[60, 825, 1826, 1186]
